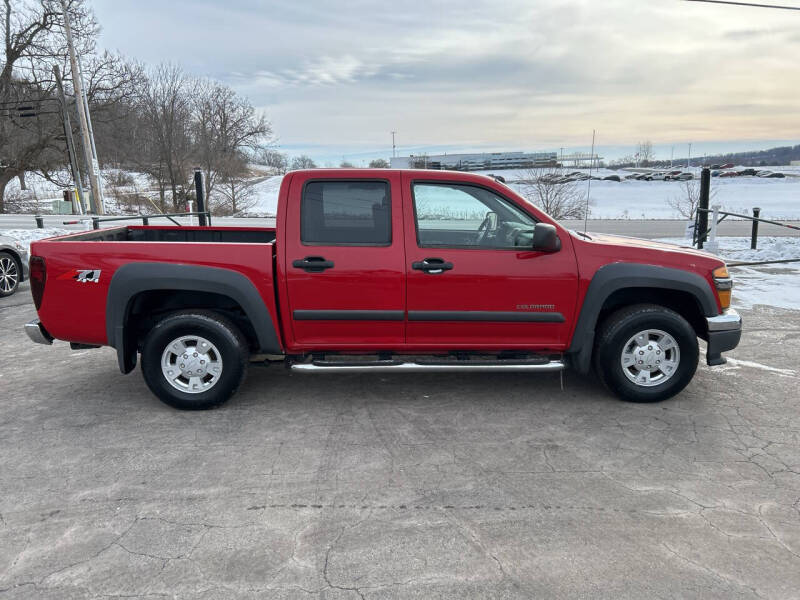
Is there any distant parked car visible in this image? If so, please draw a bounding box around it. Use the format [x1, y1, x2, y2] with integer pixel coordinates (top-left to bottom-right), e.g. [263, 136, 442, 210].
[711, 171, 721, 177]
[720, 163, 735, 169]
[602, 175, 621, 182]
[675, 172, 694, 181]
[0, 235, 29, 297]
[646, 172, 668, 181]
[758, 171, 785, 178]
[710, 164, 721, 170]
[719, 171, 739, 178]
[739, 168, 758, 176]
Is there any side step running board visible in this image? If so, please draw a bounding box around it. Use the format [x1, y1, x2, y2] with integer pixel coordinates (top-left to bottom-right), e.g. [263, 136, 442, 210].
[291, 360, 565, 374]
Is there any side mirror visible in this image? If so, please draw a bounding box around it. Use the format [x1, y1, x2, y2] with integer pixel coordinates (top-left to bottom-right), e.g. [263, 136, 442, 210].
[532, 223, 561, 252]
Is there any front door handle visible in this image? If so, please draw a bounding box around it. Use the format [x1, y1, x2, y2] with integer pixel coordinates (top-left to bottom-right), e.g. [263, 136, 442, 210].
[412, 257, 453, 274]
[293, 256, 334, 272]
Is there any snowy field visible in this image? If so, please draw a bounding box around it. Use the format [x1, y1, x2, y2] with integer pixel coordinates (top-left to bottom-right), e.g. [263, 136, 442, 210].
[245, 167, 800, 220]
[5, 166, 800, 221]
[656, 236, 800, 311]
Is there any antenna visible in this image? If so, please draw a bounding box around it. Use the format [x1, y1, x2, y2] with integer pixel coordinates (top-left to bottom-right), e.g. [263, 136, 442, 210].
[391, 131, 397, 158]
[583, 130, 596, 233]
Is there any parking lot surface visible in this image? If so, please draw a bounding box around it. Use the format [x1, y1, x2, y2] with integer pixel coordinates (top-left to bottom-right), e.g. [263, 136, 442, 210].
[1, 291, 799, 599]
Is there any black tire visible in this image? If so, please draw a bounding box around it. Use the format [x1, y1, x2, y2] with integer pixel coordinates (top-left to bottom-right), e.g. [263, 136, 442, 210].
[141, 310, 248, 410]
[593, 304, 698, 403]
[0, 251, 20, 297]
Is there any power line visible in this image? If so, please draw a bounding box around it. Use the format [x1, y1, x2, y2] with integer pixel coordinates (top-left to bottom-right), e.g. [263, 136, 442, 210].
[684, 0, 800, 10]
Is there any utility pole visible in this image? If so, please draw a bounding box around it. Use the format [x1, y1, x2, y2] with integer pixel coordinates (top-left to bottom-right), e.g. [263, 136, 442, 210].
[61, 0, 103, 214]
[77, 55, 104, 210]
[391, 131, 397, 158]
[670, 146, 674, 168]
[53, 65, 86, 214]
[687, 142, 692, 169]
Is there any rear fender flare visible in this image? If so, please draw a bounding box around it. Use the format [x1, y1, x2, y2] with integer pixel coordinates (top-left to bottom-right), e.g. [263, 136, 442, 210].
[567, 263, 717, 374]
[107, 262, 281, 374]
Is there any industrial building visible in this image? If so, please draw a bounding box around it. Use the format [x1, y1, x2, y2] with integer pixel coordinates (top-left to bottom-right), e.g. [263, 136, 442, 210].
[389, 151, 559, 171]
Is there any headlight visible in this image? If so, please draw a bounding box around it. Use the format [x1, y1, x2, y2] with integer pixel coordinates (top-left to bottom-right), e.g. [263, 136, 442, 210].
[712, 265, 732, 310]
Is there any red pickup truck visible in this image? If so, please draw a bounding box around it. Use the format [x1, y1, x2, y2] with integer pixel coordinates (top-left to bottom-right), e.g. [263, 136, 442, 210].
[25, 169, 741, 410]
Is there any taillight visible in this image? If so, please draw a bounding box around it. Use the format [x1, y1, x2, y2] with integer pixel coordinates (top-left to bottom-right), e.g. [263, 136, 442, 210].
[712, 265, 732, 310]
[30, 256, 46, 310]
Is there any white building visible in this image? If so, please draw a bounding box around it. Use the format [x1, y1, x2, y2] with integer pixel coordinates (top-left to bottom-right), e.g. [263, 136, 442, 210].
[390, 151, 558, 171]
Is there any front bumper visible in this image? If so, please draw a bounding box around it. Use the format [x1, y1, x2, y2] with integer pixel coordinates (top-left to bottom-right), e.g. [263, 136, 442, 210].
[706, 308, 742, 366]
[25, 319, 53, 345]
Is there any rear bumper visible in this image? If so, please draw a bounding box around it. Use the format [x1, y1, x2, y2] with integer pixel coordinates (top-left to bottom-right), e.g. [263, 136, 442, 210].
[25, 319, 53, 345]
[706, 308, 741, 366]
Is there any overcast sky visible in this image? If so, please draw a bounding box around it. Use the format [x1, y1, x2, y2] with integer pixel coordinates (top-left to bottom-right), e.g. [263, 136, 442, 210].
[92, 0, 800, 164]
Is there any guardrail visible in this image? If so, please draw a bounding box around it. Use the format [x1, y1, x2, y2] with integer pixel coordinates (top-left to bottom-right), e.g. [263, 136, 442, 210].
[695, 206, 800, 250]
[34, 211, 212, 230]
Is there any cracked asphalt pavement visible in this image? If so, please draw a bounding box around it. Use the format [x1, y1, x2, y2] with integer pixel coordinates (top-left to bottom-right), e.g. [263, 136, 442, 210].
[1, 286, 799, 598]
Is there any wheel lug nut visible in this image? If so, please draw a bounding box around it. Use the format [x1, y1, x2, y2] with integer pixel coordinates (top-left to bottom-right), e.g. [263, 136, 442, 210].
[183, 354, 188, 359]
[648, 345, 652, 350]
[193, 352, 198, 357]
[200, 360, 205, 364]
[180, 363, 185, 368]
[639, 351, 644, 355]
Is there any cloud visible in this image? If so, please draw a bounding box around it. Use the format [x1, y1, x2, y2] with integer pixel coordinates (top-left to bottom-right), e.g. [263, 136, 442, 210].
[93, 0, 800, 162]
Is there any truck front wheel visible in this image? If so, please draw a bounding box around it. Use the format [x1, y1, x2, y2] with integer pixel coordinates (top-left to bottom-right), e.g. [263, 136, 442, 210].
[594, 304, 698, 403]
[141, 311, 248, 410]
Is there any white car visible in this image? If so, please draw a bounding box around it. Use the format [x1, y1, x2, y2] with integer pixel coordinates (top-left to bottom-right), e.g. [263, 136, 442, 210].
[0, 235, 29, 297]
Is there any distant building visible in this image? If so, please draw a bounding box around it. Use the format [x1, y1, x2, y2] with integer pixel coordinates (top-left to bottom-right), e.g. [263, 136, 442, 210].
[791, 160, 800, 166]
[390, 151, 558, 171]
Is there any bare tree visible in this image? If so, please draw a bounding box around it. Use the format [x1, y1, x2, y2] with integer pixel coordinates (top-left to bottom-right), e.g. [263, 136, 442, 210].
[636, 141, 654, 167]
[667, 180, 716, 220]
[193, 79, 272, 200]
[368, 158, 389, 168]
[518, 166, 587, 220]
[138, 63, 194, 211]
[290, 155, 316, 170]
[256, 148, 288, 174]
[209, 156, 257, 215]
[0, 0, 98, 212]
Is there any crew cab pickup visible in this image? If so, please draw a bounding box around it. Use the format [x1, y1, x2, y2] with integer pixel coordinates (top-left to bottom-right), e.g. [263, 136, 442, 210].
[25, 169, 741, 410]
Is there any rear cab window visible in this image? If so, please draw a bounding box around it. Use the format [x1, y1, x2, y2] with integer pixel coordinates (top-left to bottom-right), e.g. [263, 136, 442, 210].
[301, 180, 391, 246]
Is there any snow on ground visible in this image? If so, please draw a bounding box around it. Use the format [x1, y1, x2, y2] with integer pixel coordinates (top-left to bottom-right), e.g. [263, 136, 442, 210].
[0, 228, 70, 253]
[656, 236, 800, 310]
[490, 167, 800, 220]
[245, 175, 282, 216]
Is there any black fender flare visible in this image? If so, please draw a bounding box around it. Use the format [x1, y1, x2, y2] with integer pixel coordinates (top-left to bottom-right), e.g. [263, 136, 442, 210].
[106, 262, 282, 374]
[567, 263, 718, 374]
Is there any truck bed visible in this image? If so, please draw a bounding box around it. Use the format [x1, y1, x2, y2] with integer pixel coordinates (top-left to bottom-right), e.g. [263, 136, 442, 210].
[57, 225, 276, 244]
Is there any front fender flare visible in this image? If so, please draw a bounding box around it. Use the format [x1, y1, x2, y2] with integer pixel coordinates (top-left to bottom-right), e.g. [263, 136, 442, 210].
[567, 263, 718, 374]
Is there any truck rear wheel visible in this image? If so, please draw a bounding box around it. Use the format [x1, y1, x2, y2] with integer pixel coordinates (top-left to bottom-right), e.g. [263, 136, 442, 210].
[141, 310, 248, 410]
[594, 304, 698, 403]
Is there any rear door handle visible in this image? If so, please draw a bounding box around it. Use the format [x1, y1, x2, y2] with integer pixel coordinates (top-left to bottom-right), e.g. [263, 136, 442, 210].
[412, 258, 453, 274]
[293, 256, 334, 272]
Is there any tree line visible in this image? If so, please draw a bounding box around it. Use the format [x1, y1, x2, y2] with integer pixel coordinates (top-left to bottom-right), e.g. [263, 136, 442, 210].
[0, 0, 287, 214]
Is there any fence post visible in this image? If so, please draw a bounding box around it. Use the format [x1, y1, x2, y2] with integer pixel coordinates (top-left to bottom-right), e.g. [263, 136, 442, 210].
[697, 168, 710, 249]
[751, 207, 761, 250]
[705, 205, 720, 254]
[92, 217, 100, 230]
[34, 215, 44, 229]
[193, 168, 207, 227]
[142, 216, 149, 226]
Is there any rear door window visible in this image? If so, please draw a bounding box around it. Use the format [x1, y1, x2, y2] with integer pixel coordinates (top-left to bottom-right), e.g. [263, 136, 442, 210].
[301, 180, 391, 245]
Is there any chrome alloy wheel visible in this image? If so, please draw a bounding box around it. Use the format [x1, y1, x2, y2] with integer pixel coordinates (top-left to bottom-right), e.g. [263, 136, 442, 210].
[160, 335, 223, 394]
[0, 256, 18, 294]
[620, 329, 680, 387]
